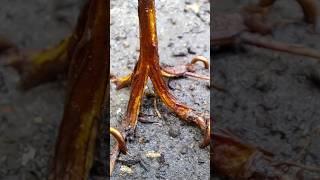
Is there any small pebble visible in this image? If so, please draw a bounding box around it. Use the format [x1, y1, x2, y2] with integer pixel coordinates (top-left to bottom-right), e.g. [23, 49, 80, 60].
[145, 151, 161, 159]
[168, 127, 180, 138]
[22, 146, 36, 166]
[180, 146, 188, 155]
[198, 157, 205, 164]
[189, 85, 195, 91]
[120, 165, 133, 175]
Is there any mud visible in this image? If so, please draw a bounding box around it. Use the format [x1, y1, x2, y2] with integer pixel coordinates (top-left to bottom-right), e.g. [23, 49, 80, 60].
[213, 0, 320, 179]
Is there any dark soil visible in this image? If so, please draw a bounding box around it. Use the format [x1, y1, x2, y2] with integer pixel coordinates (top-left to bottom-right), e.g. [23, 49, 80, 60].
[213, 0, 320, 179]
[0, 0, 83, 179]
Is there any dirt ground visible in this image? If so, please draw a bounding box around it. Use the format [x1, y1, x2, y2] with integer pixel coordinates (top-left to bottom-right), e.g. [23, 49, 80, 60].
[0, 0, 83, 179]
[213, 0, 320, 179]
[0, 0, 210, 180]
[110, 0, 210, 179]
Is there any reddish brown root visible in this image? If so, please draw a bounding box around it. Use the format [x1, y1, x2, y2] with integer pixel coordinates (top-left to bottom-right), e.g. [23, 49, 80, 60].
[3, 37, 70, 90]
[110, 127, 128, 154]
[161, 56, 210, 80]
[240, 33, 320, 60]
[296, 0, 320, 32]
[213, 128, 320, 179]
[190, 56, 209, 69]
[110, 0, 209, 176]
[112, 56, 210, 90]
[110, 73, 132, 90]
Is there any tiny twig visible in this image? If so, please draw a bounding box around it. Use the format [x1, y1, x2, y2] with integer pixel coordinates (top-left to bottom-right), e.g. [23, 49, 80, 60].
[153, 98, 162, 118]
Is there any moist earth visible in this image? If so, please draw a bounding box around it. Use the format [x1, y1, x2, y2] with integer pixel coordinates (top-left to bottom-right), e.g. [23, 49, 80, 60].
[110, 0, 210, 179]
[0, 0, 210, 180]
[0, 0, 81, 179]
[213, 0, 320, 179]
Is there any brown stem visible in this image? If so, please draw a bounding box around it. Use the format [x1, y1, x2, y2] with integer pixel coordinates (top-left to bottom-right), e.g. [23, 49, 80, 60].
[49, 0, 108, 179]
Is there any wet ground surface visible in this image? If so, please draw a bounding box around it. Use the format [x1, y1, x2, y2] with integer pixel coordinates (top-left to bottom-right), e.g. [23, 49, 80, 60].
[0, 0, 83, 179]
[0, 0, 210, 180]
[110, 0, 210, 179]
[213, 0, 320, 179]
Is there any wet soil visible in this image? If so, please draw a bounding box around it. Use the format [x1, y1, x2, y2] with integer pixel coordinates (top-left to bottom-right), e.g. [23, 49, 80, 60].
[110, 0, 210, 179]
[0, 0, 86, 179]
[213, 0, 320, 179]
[0, 0, 210, 180]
